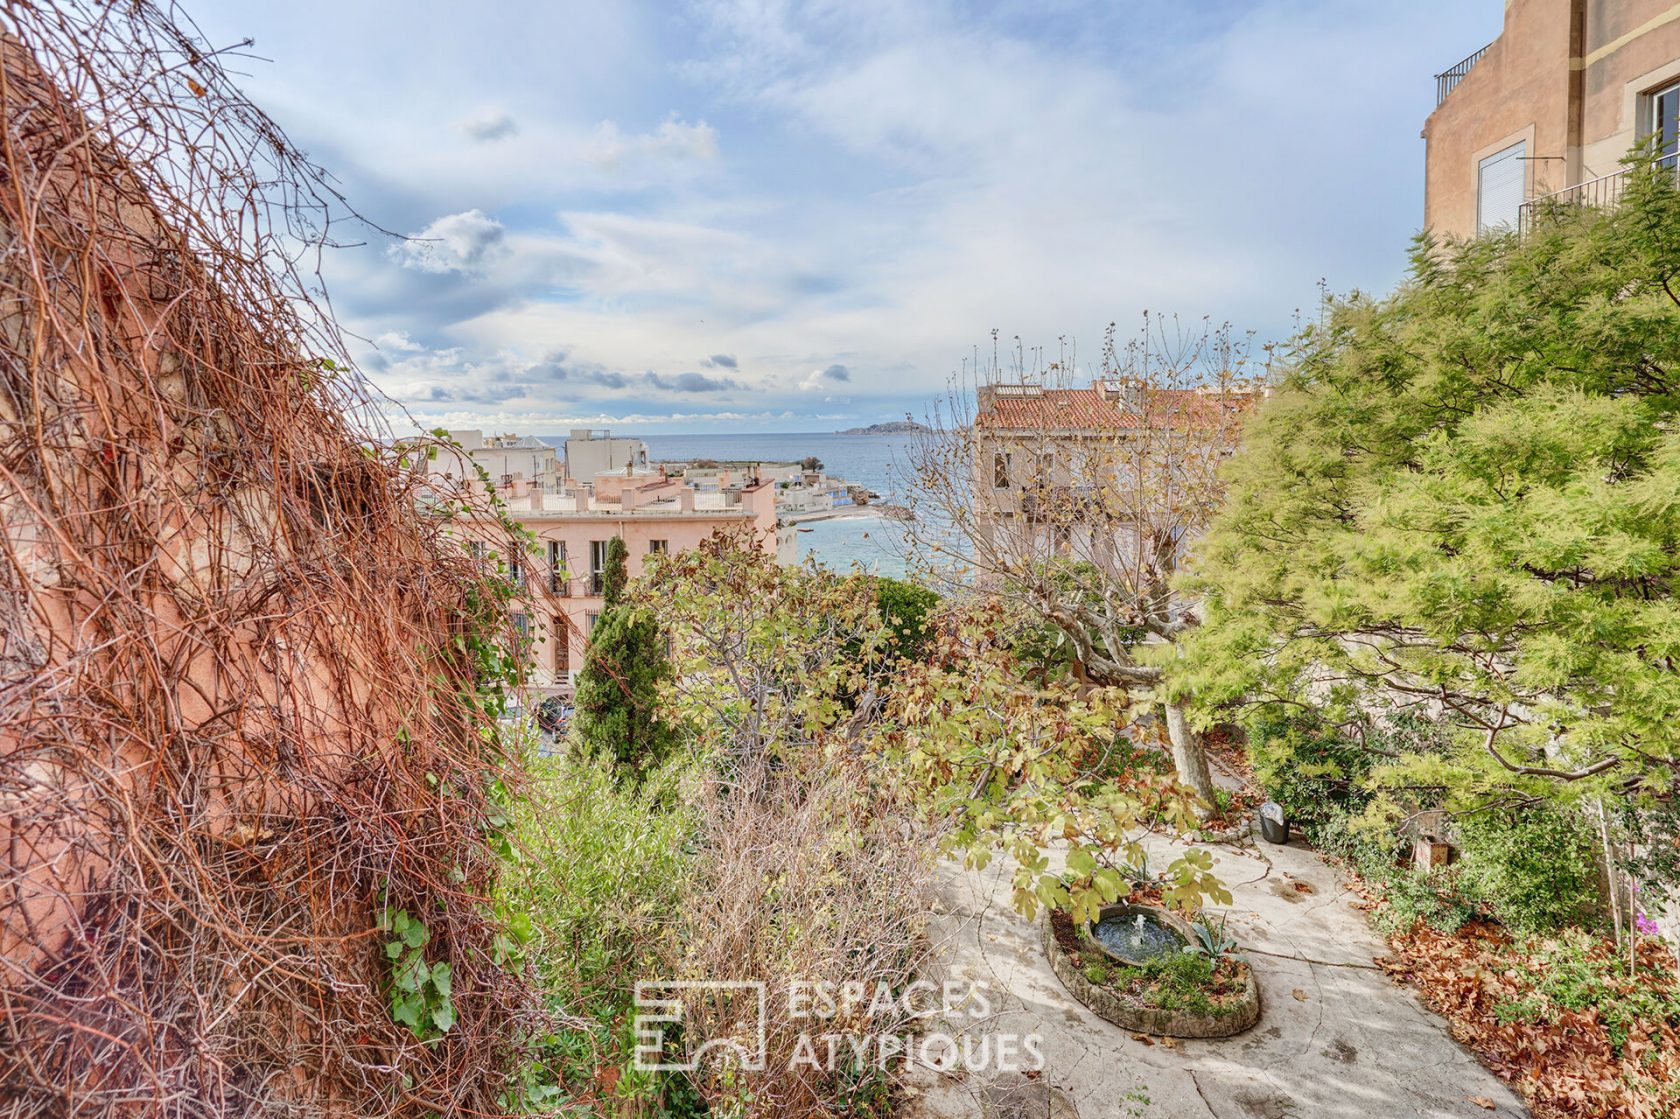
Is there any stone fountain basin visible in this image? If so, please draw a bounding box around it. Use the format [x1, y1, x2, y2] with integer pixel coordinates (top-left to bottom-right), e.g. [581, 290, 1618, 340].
[1086, 903, 1193, 965]
[1042, 904, 1261, 1039]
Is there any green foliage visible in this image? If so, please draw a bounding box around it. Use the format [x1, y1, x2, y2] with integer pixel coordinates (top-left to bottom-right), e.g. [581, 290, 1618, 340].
[871, 575, 938, 662]
[1621, 793, 1680, 908]
[1299, 808, 1479, 936]
[1242, 709, 1603, 936]
[1160, 847, 1232, 911]
[883, 599, 1221, 924]
[496, 750, 696, 1110]
[1490, 929, 1680, 1057]
[636, 537, 931, 1111]
[600, 535, 628, 607]
[1094, 951, 1231, 1016]
[379, 908, 456, 1039]
[1183, 913, 1242, 963]
[1000, 561, 1144, 685]
[1453, 806, 1601, 934]
[1243, 709, 1377, 829]
[574, 535, 680, 773]
[648, 533, 894, 763]
[1181, 158, 1680, 809]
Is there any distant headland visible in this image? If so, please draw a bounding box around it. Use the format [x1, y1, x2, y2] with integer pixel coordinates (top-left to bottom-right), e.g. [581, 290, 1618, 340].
[836, 419, 930, 435]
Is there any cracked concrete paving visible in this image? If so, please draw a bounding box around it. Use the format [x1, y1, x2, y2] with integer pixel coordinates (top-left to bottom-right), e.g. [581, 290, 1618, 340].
[902, 827, 1529, 1119]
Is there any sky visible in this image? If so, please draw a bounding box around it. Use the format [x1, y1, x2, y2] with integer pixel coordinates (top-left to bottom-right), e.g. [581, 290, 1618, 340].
[184, 0, 1499, 435]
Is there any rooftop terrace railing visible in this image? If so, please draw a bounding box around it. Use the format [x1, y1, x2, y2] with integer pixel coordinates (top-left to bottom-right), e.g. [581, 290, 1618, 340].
[1434, 42, 1492, 106]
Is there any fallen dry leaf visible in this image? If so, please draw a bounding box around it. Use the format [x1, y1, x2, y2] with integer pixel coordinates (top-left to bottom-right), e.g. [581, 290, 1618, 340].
[1160, 1036, 1178, 1049]
[1130, 1033, 1154, 1046]
[1292, 881, 1314, 894]
[1468, 1096, 1496, 1110]
[1291, 988, 1309, 1001]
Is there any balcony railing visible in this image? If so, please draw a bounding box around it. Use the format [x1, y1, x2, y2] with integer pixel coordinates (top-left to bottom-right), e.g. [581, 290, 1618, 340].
[1434, 42, 1491, 106]
[1518, 159, 1677, 232]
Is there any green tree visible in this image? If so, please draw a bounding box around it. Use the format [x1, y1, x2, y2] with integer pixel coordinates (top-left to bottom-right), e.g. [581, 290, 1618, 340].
[1180, 157, 1680, 816]
[871, 575, 938, 662]
[574, 536, 679, 772]
[643, 533, 1225, 925]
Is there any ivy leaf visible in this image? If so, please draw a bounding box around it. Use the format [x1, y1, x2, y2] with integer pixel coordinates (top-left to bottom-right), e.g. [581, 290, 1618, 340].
[431, 1001, 456, 1033]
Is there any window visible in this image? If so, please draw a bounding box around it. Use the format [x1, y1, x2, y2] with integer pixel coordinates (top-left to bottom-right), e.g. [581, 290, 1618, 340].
[589, 540, 609, 595]
[507, 545, 524, 587]
[1476, 141, 1525, 235]
[548, 540, 567, 595]
[553, 616, 569, 672]
[993, 451, 1011, 489]
[648, 539, 669, 555]
[585, 611, 600, 635]
[1038, 451, 1055, 482]
[1651, 81, 1680, 170]
[512, 613, 530, 653]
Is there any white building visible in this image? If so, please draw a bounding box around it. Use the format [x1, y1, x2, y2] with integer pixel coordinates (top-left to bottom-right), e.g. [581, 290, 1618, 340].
[563, 428, 649, 481]
[427, 430, 561, 490]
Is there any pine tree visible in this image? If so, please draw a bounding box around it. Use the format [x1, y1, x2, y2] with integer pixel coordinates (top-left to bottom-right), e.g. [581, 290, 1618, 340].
[574, 536, 678, 772]
[1181, 156, 1680, 801]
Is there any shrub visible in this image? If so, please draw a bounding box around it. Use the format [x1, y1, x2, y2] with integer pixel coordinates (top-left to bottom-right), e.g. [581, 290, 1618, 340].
[1243, 709, 1375, 830]
[872, 575, 939, 662]
[499, 751, 697, 1111]
[1453, 806, 1602, 934]
[1304, 809, 1478, 936]
[673, 746, 932, 1116]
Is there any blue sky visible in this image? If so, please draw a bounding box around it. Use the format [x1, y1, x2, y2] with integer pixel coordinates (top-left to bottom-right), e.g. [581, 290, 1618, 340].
[186, 0, 1497, 434]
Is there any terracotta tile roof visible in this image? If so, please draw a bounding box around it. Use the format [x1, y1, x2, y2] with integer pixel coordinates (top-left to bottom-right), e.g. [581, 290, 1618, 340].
[975, 384, 1251, 432]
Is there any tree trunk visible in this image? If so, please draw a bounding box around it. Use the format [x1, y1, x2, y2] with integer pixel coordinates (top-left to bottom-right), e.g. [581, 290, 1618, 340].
[1163, 700, 1217, 814]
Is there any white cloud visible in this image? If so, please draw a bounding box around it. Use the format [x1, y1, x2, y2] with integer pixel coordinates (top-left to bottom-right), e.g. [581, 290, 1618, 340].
[374, 330, 426, 353]
[188, 0, 1497, 428]
[589, 116, 720, 168]
[389, 209, 509, 274]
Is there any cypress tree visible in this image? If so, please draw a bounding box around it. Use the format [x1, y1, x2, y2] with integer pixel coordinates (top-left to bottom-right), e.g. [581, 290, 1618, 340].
[574, 536, 678, 771]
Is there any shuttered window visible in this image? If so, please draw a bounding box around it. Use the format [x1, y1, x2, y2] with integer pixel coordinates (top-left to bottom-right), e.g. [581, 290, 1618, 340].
[1477, 141, 1525, 235]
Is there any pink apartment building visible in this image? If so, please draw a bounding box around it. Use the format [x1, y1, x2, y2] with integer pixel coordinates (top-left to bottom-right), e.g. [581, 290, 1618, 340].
[423, 436, 794, 694]
[510, 474, 787, 692]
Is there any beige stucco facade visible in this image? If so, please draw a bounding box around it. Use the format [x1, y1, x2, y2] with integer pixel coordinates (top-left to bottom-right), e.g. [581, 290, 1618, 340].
[1424, 0, 1680, 240]
[464, 474, 787, 695]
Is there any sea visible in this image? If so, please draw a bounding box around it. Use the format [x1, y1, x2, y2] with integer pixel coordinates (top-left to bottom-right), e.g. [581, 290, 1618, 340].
[640, 431, 921, 577]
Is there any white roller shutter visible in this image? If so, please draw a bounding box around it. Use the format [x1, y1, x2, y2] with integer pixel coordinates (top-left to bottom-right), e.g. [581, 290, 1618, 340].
[1477, 141, 1526, 235]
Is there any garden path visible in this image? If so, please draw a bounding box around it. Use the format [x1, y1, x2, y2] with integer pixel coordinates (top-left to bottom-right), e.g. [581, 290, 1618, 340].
[903, 785, 1529, 1119]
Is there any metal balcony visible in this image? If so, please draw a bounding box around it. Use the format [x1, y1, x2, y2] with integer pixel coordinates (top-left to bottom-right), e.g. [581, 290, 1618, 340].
[1434, 42, 1492, 106]
[1518, 159, 1678, 232]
